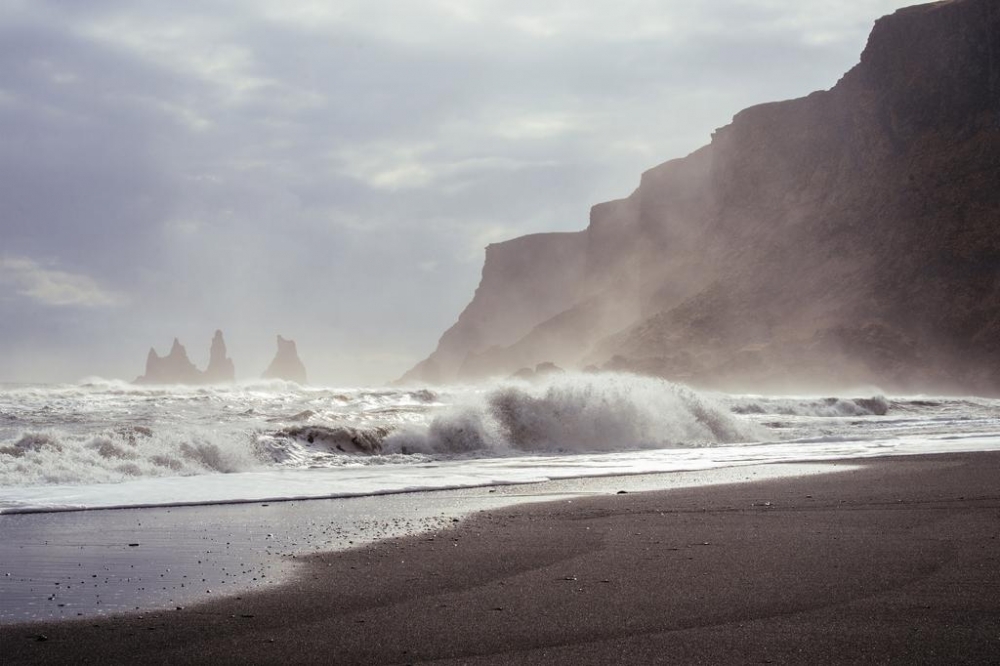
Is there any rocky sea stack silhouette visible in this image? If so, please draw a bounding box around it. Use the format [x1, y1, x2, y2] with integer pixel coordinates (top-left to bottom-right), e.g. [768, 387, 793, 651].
[135, 338, 203, 385]
[135, 330, 235, 385]
[135, 332, 310, 385]
[402, 0, 1000, 394]
[262, 335, 308, 384]
[203, 330, 236, 383]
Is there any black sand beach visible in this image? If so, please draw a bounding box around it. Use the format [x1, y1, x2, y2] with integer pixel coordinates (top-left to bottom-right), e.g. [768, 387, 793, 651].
[4, 452, 1000, 664]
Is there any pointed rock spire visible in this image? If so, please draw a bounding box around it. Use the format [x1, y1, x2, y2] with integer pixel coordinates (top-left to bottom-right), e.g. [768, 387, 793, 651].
[204, 330, 236, 383]
[135, 337, 202, 384]
[262, 335, 308, 384]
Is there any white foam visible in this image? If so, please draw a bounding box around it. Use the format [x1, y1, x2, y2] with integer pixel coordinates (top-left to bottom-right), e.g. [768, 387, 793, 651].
[384, 374, 759, 455]
[729, 395, 889, 417]
[3, 377, 1000, 513]
[5, 433, 1000, 514]
[0, 426, 264, 487]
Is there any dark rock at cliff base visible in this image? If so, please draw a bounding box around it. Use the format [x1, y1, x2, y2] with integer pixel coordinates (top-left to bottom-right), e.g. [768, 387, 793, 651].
[135, 338, 204, 385]
[402, 0, 1000, 395]
[204, 330, 236, 383]
[534, 362, 564, 376]
[509, 362, 566, 382]
[262, 335, 308, 384]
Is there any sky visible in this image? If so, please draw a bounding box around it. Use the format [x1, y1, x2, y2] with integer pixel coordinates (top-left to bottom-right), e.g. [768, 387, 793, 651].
[0, 0, 916, 386]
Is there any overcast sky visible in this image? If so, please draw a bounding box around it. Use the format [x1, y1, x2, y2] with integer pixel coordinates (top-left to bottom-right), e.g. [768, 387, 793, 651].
[0, 0, 915, 385]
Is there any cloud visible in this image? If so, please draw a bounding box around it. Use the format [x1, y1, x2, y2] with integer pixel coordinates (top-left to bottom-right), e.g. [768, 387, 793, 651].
[0, 256, 126, 308]
[0, 0, 917, 383]
[335, 140, 563, 193]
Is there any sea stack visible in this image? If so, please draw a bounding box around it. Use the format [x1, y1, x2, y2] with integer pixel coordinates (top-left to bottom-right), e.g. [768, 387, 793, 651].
[203, 330, 236, 383]
[135, 338, 203, 384]
[134, 331, 237, 384]
[262, 335, 308, 384]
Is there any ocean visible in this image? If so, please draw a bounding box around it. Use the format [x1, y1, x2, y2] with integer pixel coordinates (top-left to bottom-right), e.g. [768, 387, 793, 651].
[3, 372, 1000, 624]
[3, 372, 999, 514]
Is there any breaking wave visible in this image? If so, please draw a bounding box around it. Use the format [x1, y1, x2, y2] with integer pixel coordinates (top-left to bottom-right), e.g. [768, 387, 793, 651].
[0, 426, 264, 487]
[263, 425, 392, 458]
[729, 395, 889, 417]
[383, 374, 759, 455]
[0, 374, 756, 486]
[3, 375, 928, 489]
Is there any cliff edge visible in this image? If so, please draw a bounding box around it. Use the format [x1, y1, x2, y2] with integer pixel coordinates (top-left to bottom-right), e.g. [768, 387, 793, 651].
[402, 0, 1000, 393]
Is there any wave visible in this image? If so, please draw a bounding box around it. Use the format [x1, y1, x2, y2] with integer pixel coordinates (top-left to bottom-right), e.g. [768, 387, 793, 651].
[383, 374, 759, 455]
[0, 426, 264, 487]
[255, 374, 751, 460]
[4, 375, 998, 494]
[0, 381, 442, 429]
[66, 378, 438, 397]
[6, 374, 865, 487]
[267, 425, 392, 456]
[729, 395, 889, 417]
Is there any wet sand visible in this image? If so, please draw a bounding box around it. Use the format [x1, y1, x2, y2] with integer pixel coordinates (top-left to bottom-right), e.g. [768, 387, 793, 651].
[4, 452, 1000, 664]
[0, 463, 840, 625]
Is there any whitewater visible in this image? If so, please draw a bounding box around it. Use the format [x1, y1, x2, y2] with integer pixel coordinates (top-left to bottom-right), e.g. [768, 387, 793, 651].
[2, 372, 1000, 514]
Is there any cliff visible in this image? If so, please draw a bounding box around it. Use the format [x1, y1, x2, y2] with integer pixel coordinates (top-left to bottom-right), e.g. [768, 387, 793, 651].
[262, 335, 308, 384]
[403, 0, 1000, 394]
[399, 232, 588, 383]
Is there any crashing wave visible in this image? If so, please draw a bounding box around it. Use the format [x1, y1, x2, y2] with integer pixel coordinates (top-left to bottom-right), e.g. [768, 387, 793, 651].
[383, 373, 759, 455]
[0, 427, 264, 487]
[270, 425, 391, 455]
[729, 395, 889, 417]
[0, 374, 769, 486]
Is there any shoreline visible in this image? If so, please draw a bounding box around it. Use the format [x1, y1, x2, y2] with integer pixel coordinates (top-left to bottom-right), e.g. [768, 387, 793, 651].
[4, 451, 1000, 663]
[1, 462, 847, 626]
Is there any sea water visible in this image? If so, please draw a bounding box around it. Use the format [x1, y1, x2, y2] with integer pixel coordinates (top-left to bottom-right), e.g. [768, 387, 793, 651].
[2, 372, 999, 623]
[2, 372, 999, 514]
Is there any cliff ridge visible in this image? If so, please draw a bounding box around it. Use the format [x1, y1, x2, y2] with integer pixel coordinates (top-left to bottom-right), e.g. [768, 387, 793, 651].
[402, 0, 1000, 394]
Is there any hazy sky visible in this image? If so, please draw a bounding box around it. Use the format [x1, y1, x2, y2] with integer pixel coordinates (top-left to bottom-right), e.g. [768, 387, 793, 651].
[0, 0, 915, 385]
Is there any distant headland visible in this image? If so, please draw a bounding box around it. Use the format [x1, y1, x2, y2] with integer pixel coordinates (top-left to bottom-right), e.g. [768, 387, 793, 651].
[134, 331, 308, 385]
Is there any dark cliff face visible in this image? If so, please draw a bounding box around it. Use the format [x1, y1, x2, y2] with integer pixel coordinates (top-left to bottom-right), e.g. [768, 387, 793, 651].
[403, 0, 1000, 393]
[398, 232, 587, 383]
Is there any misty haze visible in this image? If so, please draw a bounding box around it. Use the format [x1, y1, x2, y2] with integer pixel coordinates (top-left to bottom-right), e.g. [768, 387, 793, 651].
[2, 1, 1000, 663]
